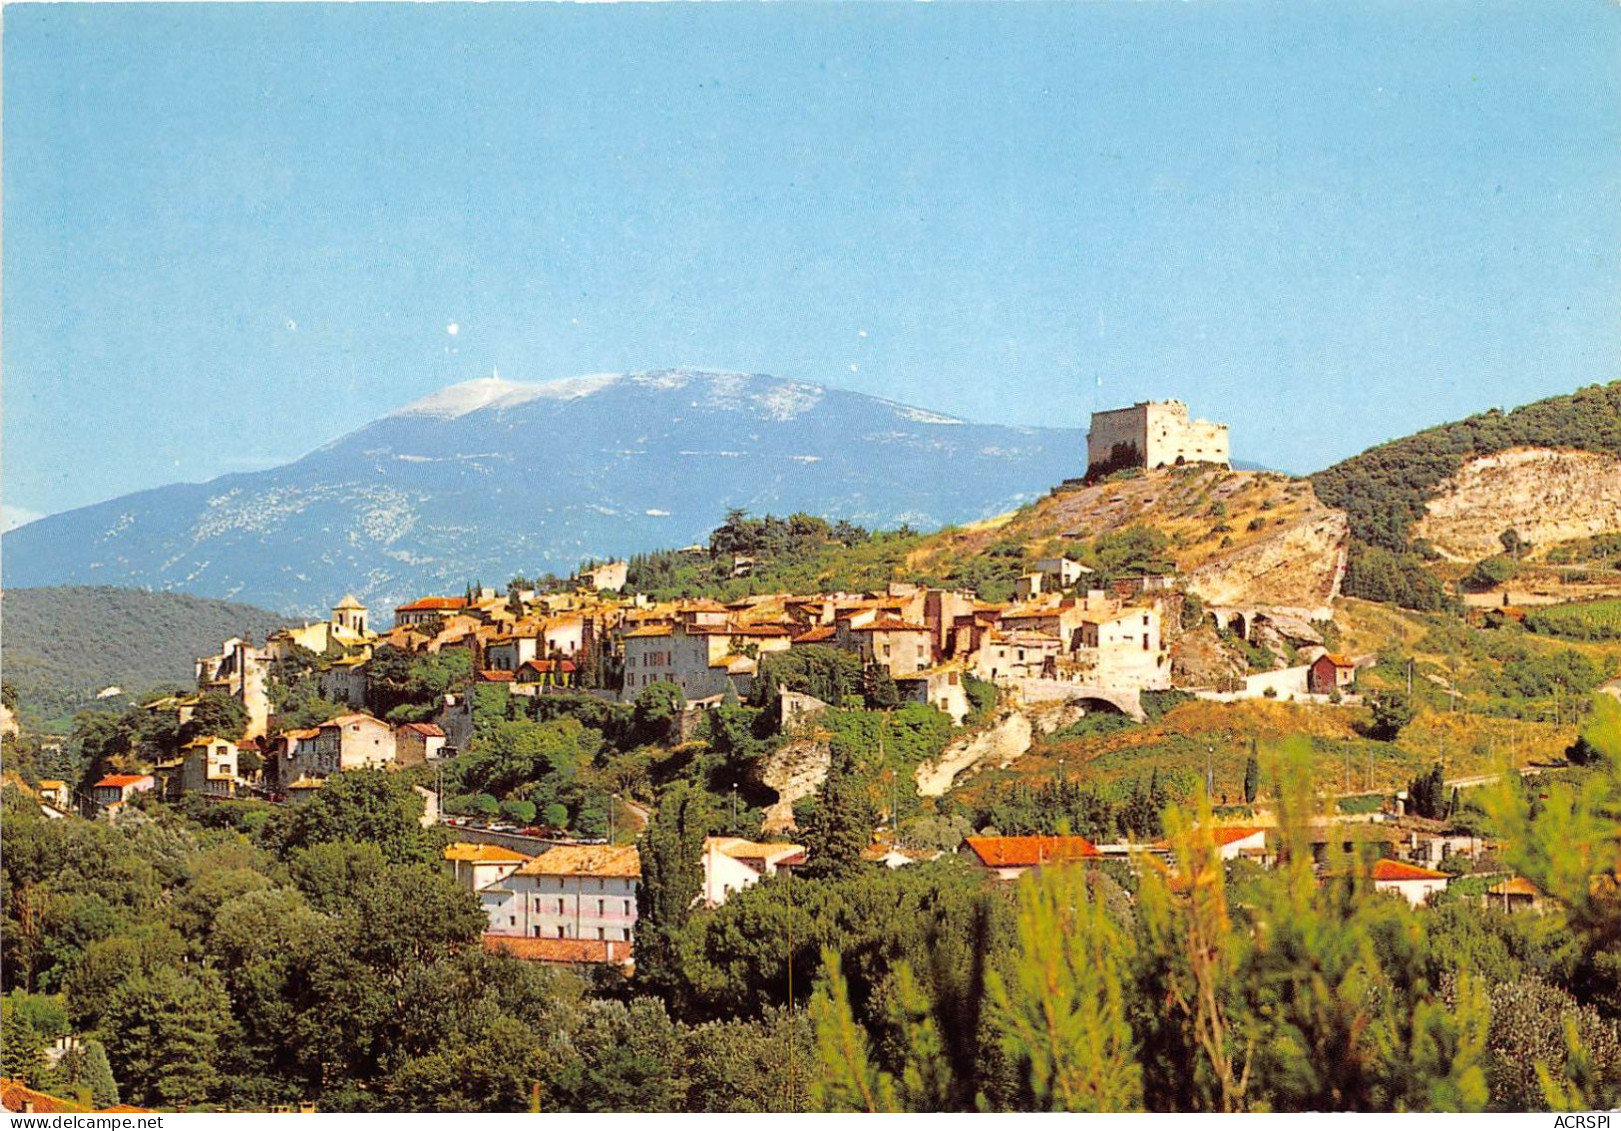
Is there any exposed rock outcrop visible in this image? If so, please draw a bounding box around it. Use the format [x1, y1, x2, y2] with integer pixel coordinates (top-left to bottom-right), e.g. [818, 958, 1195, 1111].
[1186, 511, 1348, 615]
[757, 736, 831, 834]
[1414, 447, 1621, 561]
[915, 711, 1034, 797]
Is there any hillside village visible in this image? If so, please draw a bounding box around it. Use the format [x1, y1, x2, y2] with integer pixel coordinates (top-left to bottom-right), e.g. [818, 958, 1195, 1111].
[20, 400, 1612, 962]
[5, 394, 1620, 1112]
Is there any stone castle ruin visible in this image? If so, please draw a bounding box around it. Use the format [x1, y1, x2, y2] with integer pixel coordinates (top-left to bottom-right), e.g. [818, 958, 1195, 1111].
[1086, 399, 1230, 479]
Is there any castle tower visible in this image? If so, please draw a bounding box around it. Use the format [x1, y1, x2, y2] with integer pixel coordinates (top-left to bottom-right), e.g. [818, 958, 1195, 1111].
[1086, 399, 1230, 478]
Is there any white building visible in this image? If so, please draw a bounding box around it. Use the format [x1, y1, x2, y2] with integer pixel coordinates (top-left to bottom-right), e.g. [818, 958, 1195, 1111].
[480, 844, 640, 943]
[700, 836, 806, 907]
[445, 842, 531, 891]
[1371, 859, 1450, 906]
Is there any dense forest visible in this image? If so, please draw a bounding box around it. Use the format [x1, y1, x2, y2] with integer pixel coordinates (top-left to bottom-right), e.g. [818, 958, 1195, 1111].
[2, 587, 293, 731]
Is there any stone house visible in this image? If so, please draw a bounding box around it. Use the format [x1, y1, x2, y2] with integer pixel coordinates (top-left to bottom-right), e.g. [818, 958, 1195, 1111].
[318, 654, 370, 707]
[195, 637, 273, 739]
[620, 620, 791, 701]
[280, 712, 397, 782]
[1308, 653, 1358, 695]
[1086, 399, 1230, 475]
[834, 612, 934, 677]
[580, 561, 629, 593]
[180, 736, 240, 798]
[895, 668, 972, 725]
[959, 835, 1100, 881]
[393, 596, 470, 629]
[974, 631, 1063, 681]
[395, 721, 448, 765]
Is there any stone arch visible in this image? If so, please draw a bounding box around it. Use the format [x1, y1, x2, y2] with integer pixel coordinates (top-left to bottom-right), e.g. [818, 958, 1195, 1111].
[1227, 612, 1249, 639]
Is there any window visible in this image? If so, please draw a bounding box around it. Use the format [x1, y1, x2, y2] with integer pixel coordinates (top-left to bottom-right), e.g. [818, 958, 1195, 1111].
[596, 927, 605, 940]
[597, 899, 606, 915]
[623, 900, 632, 915]
[509, 916, 516, 926]
[557, 898, 566, 913]
[556, 926, 566, 938]
[532, 925, 541, 937]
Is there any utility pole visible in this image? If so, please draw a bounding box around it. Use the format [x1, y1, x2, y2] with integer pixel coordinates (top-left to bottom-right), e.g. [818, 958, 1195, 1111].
[608, 793, 615, 844]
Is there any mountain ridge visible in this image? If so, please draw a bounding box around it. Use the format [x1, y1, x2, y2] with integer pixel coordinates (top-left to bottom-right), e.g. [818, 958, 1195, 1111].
[3, 368, 1090, 614]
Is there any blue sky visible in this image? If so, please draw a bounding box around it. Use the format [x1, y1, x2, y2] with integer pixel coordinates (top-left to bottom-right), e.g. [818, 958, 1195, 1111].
[5, 2, 1618, 528]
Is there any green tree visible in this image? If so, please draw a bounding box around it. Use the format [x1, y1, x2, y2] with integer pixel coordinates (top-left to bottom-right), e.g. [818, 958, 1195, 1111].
[67, 1038, 120, 1108]
[102, 966, 236, 1108]
[181, 691, 249, 743]
[800, 748, 876, 880]
[274, 770, 432, 862]
[1408, 762, 1446, 819]
[632, 682, 686, 746]
[987, 865, 1142, 1110]
[1370, 690, 1416, 741]
[0, 1003, 47, 1086]
[1243, 746, 1260, 805]
[500, 798, 537, 824]
[635, 783, 714, 995]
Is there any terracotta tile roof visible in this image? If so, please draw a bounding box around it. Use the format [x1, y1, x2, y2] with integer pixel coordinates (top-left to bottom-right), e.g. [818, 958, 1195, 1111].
[2, 1079, 93, 1113]
[846, 617, 931, 633]
[963, 835, 1100, 868]
[334, 593, 367, 609]
[1371, 858, 1449, 882]
[476, 670, 516, 682]
[93, 774, 152, 789]
[517, 659, 576, 675]
[483, 934, 633, 966]
[731, 623, 791, 637]
[516, 844, 641, 878]
[445, 842, 533, 864]
[791, 626, 837, 644]
[624, 624, 675, 639]
[395, 596, 470, 613]
[1319, 653, 1357, 667]
[400, 722, 446, 737]
[706, 836, 805, 865]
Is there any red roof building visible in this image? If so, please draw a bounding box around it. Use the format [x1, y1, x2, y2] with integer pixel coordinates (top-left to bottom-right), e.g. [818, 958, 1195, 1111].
[960, 835, 1100, 879]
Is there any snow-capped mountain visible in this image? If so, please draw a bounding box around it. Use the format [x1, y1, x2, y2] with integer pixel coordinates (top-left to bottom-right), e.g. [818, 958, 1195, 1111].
[3, 369, 1086, 615]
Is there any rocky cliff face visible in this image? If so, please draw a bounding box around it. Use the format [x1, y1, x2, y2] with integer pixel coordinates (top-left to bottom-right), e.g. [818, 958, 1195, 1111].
[1413, 447, 1621, 561]
[1185, 510, 1348, 615]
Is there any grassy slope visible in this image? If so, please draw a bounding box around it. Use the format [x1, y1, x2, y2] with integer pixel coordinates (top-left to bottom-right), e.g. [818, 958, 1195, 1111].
[3, 586, 294, 731]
